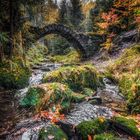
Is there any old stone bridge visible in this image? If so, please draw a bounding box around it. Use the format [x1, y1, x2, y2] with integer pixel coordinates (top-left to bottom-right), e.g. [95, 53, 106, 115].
[30, 24, 103, 58]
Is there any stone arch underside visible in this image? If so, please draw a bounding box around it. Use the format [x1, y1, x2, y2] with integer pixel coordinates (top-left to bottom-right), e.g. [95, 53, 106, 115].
[31, 24, 89, 58]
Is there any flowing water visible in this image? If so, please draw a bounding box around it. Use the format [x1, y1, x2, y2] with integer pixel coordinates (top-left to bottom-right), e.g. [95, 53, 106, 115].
[16, 63, 62, 100]
[6, 60, 125, 140]
[64, 78, 125, 126]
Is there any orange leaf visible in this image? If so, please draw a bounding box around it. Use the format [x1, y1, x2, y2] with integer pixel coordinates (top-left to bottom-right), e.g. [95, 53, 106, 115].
[88, 135, 92, 140]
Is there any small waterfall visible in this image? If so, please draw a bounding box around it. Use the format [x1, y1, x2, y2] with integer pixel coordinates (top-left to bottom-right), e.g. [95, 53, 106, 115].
[16, 62, 61, 100]
[97, 78, 125, 102]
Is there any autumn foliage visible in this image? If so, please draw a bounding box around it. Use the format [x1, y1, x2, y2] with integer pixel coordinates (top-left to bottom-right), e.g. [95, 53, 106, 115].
[98, 8, 119, 30]
[35, 105, 65, 123]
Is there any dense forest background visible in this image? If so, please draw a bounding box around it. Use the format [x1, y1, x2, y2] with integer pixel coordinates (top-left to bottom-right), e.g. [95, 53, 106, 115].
[0, 0, 139, 62]
[0, 0, 140, 139]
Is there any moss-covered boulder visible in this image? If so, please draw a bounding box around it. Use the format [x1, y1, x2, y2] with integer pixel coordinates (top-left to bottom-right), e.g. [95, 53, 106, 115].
[108, 44, 140, 114]
[0, 59, 30, 89]
[20, 82, 87, 112]
[94, 133, 117, 140]
[111, 116, 140, 139]
[38, 125, 68, 140]
[76, 116, 140, 140]
[76, 118, 109, 140]
[43, 65, 100, 92]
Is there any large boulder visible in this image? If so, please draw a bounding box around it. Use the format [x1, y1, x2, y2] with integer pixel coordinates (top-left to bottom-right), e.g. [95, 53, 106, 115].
[20, 82, 88, 112]
[43, 65, 101, 92]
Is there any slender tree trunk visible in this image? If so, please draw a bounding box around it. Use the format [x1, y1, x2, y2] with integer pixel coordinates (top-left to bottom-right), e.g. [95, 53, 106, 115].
[0, 43, 4, 63]
[19, 31, 26, 66]
[9, 0, 14, 59]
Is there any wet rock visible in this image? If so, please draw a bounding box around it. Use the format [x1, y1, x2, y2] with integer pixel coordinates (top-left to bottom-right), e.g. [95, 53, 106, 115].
[40, 67, 51, 71]
[65, 102, 113, 125]
[88, 96, 102, 105]
[7, 119, 51, 140]
[97, 78, 125, 103]
[56, 120, 75, 138]
[32, 65, 41, 70]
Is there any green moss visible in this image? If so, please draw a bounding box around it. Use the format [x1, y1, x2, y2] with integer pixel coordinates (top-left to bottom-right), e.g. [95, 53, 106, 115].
[76, 119, 109, 140]
[46, 83, 73, 110]
[71, 92, 86, 102]
[94, 133, 117, 140]
[20, 88, 43, 107]
[20, 83, 81, 111]
[82, 88, 96, 96]
[127, 86, 140, 113]
[43, 65, 100, 92]
[0, 59, 30, 89]
[49, 50, 80, 64]
[113, 116, 140, 138]
[26, 44, 48, 67]
[39, 125, 68, 140]
[108, 44, 140, 114]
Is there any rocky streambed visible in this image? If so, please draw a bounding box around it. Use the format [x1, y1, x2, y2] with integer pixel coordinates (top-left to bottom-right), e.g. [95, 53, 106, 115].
[5, 59, 130, 140]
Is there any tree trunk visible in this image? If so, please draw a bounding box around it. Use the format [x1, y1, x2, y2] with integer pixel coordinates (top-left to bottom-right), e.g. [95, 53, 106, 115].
[0, 43, 4, 63]
[9, 0, 14, 59]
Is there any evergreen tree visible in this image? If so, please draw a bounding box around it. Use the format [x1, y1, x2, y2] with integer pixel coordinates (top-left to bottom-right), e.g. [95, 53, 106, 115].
[70, 0, 83, 27]
[0, 0, 45, 59]
[59, 0, 68, 24]
[84, 10, 93, 32]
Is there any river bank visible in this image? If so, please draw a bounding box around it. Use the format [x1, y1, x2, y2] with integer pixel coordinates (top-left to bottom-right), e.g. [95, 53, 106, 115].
[1, 50, 139, 140]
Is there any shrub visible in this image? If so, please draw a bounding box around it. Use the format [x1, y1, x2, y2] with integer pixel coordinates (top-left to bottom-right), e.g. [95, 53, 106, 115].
[0, 59, 30, 89]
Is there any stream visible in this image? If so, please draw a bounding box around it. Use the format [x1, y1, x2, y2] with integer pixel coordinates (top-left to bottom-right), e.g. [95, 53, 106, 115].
[6, 60, 125, 140]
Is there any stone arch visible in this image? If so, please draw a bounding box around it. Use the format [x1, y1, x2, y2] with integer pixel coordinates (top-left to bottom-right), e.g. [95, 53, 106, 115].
[31, 24, 88, 58]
